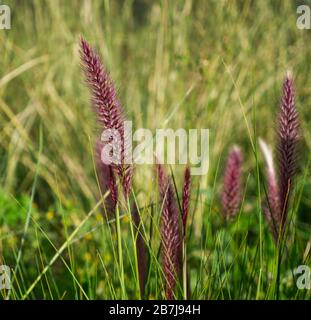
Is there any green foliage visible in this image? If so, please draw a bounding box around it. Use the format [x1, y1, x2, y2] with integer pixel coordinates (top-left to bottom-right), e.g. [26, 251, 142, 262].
[0, 0, 310, 300]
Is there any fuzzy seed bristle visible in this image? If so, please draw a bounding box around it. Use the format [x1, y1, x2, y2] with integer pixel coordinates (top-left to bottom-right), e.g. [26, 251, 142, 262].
[221, 146, 243, 219]
[156, 164, 180, 300]
[277, 74, 299, 235]
[95, 140, 118, 213]
[80, 38, 133, 198]
[259, 138, 281, 242]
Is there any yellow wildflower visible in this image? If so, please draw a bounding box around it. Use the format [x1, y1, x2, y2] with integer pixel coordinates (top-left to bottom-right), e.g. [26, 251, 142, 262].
[46, 211, 55, 221]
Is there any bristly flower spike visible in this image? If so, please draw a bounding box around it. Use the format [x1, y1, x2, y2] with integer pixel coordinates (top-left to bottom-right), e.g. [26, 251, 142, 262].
[276, 72, 299, 236]
[80, 37, 133, 199]
[221, 146, 243, 219]
[95, 140, 118, 214]
[157, 164, 180, 300]
[259, 138, 280, 242]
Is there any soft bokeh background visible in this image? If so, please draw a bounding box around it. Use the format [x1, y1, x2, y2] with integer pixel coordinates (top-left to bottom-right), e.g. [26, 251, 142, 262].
[0, 0, 310, 299]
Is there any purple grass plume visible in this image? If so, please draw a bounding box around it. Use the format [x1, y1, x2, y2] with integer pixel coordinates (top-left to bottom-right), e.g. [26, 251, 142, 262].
[259, 138, 281, 242]
[221, 146, 243, 219]
[181, 166, 191, 299]
[182, 166, 191, 235]
[95, 140, 118, 214]
[259, 73, 299, 243]
[80, 38, 133, 199]
[276, 73, 299, 237]
[157, 164, 180, 300]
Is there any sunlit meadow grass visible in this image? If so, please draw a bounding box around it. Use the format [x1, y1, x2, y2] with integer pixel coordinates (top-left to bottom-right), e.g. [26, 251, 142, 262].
[0, 0, 310, 300]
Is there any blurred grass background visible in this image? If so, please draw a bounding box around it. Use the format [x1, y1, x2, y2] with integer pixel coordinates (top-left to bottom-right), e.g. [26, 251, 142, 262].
[0, 0, 310, 299]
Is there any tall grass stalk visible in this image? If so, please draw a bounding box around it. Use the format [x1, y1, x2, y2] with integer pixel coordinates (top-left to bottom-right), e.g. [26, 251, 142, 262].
[21, 195, 108, 299]
[115, 203, 126, 299]
[127, 198, 142, 299]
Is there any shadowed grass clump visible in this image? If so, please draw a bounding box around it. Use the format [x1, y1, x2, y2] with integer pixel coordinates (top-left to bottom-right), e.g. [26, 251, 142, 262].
[132, 202, 148, 298]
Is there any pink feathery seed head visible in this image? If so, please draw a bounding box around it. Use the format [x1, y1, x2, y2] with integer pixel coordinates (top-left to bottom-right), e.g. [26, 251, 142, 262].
[80, 38, 124, 131]
[122, 165, 133, 198]
[182, 166, 191, 234]
[157, 163, 167, 196]
[156, 164, 180, 300]
[95, 140, 118, 213]
[265, 171, 281, 242]
[80, 37, 133, 198]
[277, 72, 299, 231]
[259, 138, 281, 242]
[221, 146, 243, 219]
